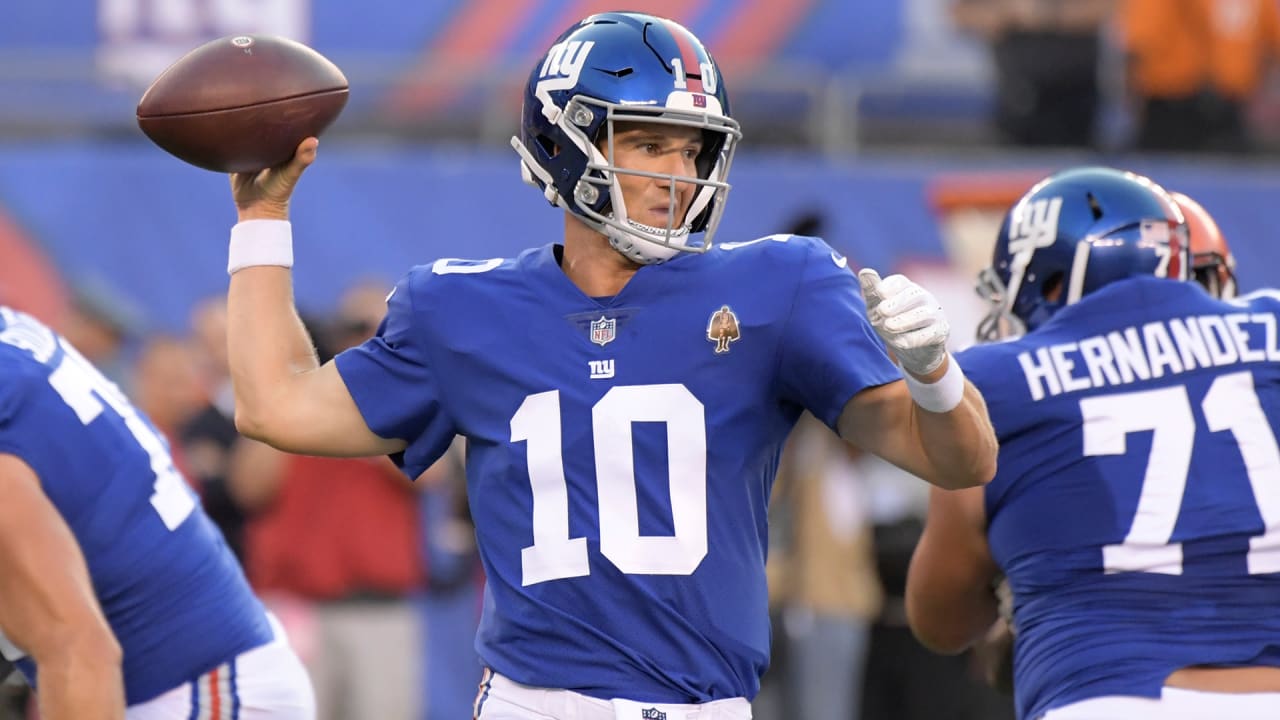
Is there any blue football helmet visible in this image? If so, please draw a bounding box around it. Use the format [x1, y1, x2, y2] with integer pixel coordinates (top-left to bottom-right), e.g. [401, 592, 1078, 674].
[511, 12, 742, 264]
[976, 167, 1189, 340]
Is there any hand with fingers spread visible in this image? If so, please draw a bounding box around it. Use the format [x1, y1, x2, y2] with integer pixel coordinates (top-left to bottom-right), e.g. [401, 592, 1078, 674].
[231, 137, 319, 223]
[858, 268, 950, 377]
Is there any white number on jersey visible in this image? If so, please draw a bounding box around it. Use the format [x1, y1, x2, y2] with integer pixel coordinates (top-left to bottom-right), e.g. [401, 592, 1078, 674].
[48, 338, 198, 531]
[1082, 370, 1280, 574]
[511, 384, 708, 585]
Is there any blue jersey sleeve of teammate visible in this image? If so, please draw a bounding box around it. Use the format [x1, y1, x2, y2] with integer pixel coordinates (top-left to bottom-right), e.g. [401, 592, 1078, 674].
[775, 237, 901, 429]
[335, 267, 459, 477]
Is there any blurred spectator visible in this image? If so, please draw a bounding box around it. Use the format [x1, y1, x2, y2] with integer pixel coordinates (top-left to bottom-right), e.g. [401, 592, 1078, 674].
[131, 334, 206, 477]
[952, 0, 1113, 147]
[857, 453, 1015, 720]
[760, 413, 882, 720]
[229, 280, 430, 720]
[180, 295, 252, 560]
[59, 277, 145, 391]
[418, 437, 482, 720]
[1120, 0, 1280, 152]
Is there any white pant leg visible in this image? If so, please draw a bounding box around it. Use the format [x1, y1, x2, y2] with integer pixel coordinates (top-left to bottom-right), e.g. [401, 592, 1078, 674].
[473, 672, 751, 720]
[127, 614, 315, 720]
[1042, 687, 1280, 720]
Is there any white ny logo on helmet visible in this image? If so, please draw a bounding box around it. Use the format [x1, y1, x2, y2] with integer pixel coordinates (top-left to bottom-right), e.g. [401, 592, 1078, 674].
[538, 39, 594, 83]
[1008, 197, 1063, 257]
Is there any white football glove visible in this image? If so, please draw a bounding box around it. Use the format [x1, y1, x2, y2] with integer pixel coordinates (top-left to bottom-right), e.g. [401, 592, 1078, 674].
[859, 268, 950, 376]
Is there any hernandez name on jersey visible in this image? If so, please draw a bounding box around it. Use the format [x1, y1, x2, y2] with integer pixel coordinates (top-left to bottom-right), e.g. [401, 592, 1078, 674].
[335, 234, 899, 702]
[0, 308, 272, 705]
[956, 278, 1280, 719]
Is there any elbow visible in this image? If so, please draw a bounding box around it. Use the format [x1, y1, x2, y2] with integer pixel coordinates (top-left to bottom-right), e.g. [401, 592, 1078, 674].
[936, 433, 998, 491]
[233, 405, 272, 443]
[905, 593, 974, 656]
[966, 448, 999, 489]
[933, 454, 996, 491]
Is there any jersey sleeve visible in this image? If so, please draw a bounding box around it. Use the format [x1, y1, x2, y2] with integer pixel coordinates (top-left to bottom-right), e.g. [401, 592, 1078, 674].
[334, 268, 458, 479]
[776, 239, 901, 429]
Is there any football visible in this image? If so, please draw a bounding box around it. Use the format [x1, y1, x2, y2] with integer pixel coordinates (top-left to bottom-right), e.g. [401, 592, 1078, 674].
[137, 34, 349, 173]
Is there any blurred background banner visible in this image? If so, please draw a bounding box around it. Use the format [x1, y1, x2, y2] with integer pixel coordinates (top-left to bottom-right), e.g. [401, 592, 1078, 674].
[0, 0, 979, 143]
[0, 144, 1277, 335]
[5, 0, 1280, 336]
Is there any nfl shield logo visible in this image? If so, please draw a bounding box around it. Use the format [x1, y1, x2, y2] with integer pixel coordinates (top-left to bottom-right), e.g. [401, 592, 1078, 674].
[693, 94, 707, 108]
[590, 315, 617, 346]
[641, 710, 667, 720]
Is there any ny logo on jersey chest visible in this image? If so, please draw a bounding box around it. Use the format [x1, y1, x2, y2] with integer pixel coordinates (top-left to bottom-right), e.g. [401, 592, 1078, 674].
[589, 359, 614, 379]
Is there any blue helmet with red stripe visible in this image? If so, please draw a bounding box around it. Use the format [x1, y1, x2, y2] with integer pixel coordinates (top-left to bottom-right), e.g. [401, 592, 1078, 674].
[512, 12, 742, 264]
[976, 167, 1189, 340]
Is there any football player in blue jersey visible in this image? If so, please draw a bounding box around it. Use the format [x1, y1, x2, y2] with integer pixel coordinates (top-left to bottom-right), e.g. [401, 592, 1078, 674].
[906, 166, 1280, 719]
[0, 308, 315, 718]
[218, 11, 997, 719]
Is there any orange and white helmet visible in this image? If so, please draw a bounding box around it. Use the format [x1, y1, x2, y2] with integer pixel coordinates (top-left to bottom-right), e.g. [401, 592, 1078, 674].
[1171, 192, 1236, 300]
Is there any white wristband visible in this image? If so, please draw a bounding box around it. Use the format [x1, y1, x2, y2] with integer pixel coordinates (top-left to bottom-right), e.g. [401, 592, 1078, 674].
[228, 219, 293, 275]
[901, 353, 966, 414]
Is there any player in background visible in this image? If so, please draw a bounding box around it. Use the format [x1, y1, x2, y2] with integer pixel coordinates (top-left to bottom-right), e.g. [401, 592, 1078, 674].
[215, 10, 996, 720]
[0, 307, 314, 719]
[906, 166, 1280, 719]
[969, 188, 1243, 698]
[1171, 191, 1237, 301]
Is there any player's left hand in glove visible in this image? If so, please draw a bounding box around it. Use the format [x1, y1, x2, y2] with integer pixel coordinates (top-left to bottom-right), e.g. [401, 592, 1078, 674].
[859, 268, 950, 377]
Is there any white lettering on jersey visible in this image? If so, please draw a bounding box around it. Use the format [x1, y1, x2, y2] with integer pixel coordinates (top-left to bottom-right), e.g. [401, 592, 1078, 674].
[512, 385, 708, 585]
[718, 234, 790, 250]
[0, 627, 24, 661]
[1018, 312, 1280, 400]
[1083, 371, 1280, 575]
[1008, 197, 1063, 257]
[431, 258, 504, 275]
[0, 308, 198, 531]
[589, 359, 615, 379]
[0, 308, 57, 362]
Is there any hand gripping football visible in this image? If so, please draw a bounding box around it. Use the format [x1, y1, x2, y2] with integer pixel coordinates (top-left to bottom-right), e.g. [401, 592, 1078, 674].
[137, 34, 348, 173]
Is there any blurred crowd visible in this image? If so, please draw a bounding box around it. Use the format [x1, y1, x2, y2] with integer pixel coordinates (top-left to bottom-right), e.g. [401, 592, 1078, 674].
[952, 0, 1280, 153]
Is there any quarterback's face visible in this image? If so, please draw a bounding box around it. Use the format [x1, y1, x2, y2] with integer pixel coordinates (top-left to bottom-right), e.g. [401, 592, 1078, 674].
[607, 121, 701, 229]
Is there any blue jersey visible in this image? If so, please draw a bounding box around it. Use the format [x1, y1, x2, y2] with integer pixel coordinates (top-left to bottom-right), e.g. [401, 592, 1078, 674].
[956, 278, 1280, 719]
[0, 309, 272, 705]
[336, 236, 899, 702]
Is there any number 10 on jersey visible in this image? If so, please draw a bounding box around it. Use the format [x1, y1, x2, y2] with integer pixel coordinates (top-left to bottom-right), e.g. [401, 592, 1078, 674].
[511, 384, 708, 586]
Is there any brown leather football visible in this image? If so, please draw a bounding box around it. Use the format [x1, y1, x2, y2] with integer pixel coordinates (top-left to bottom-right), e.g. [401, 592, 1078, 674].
[137, 35, 349, 173]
